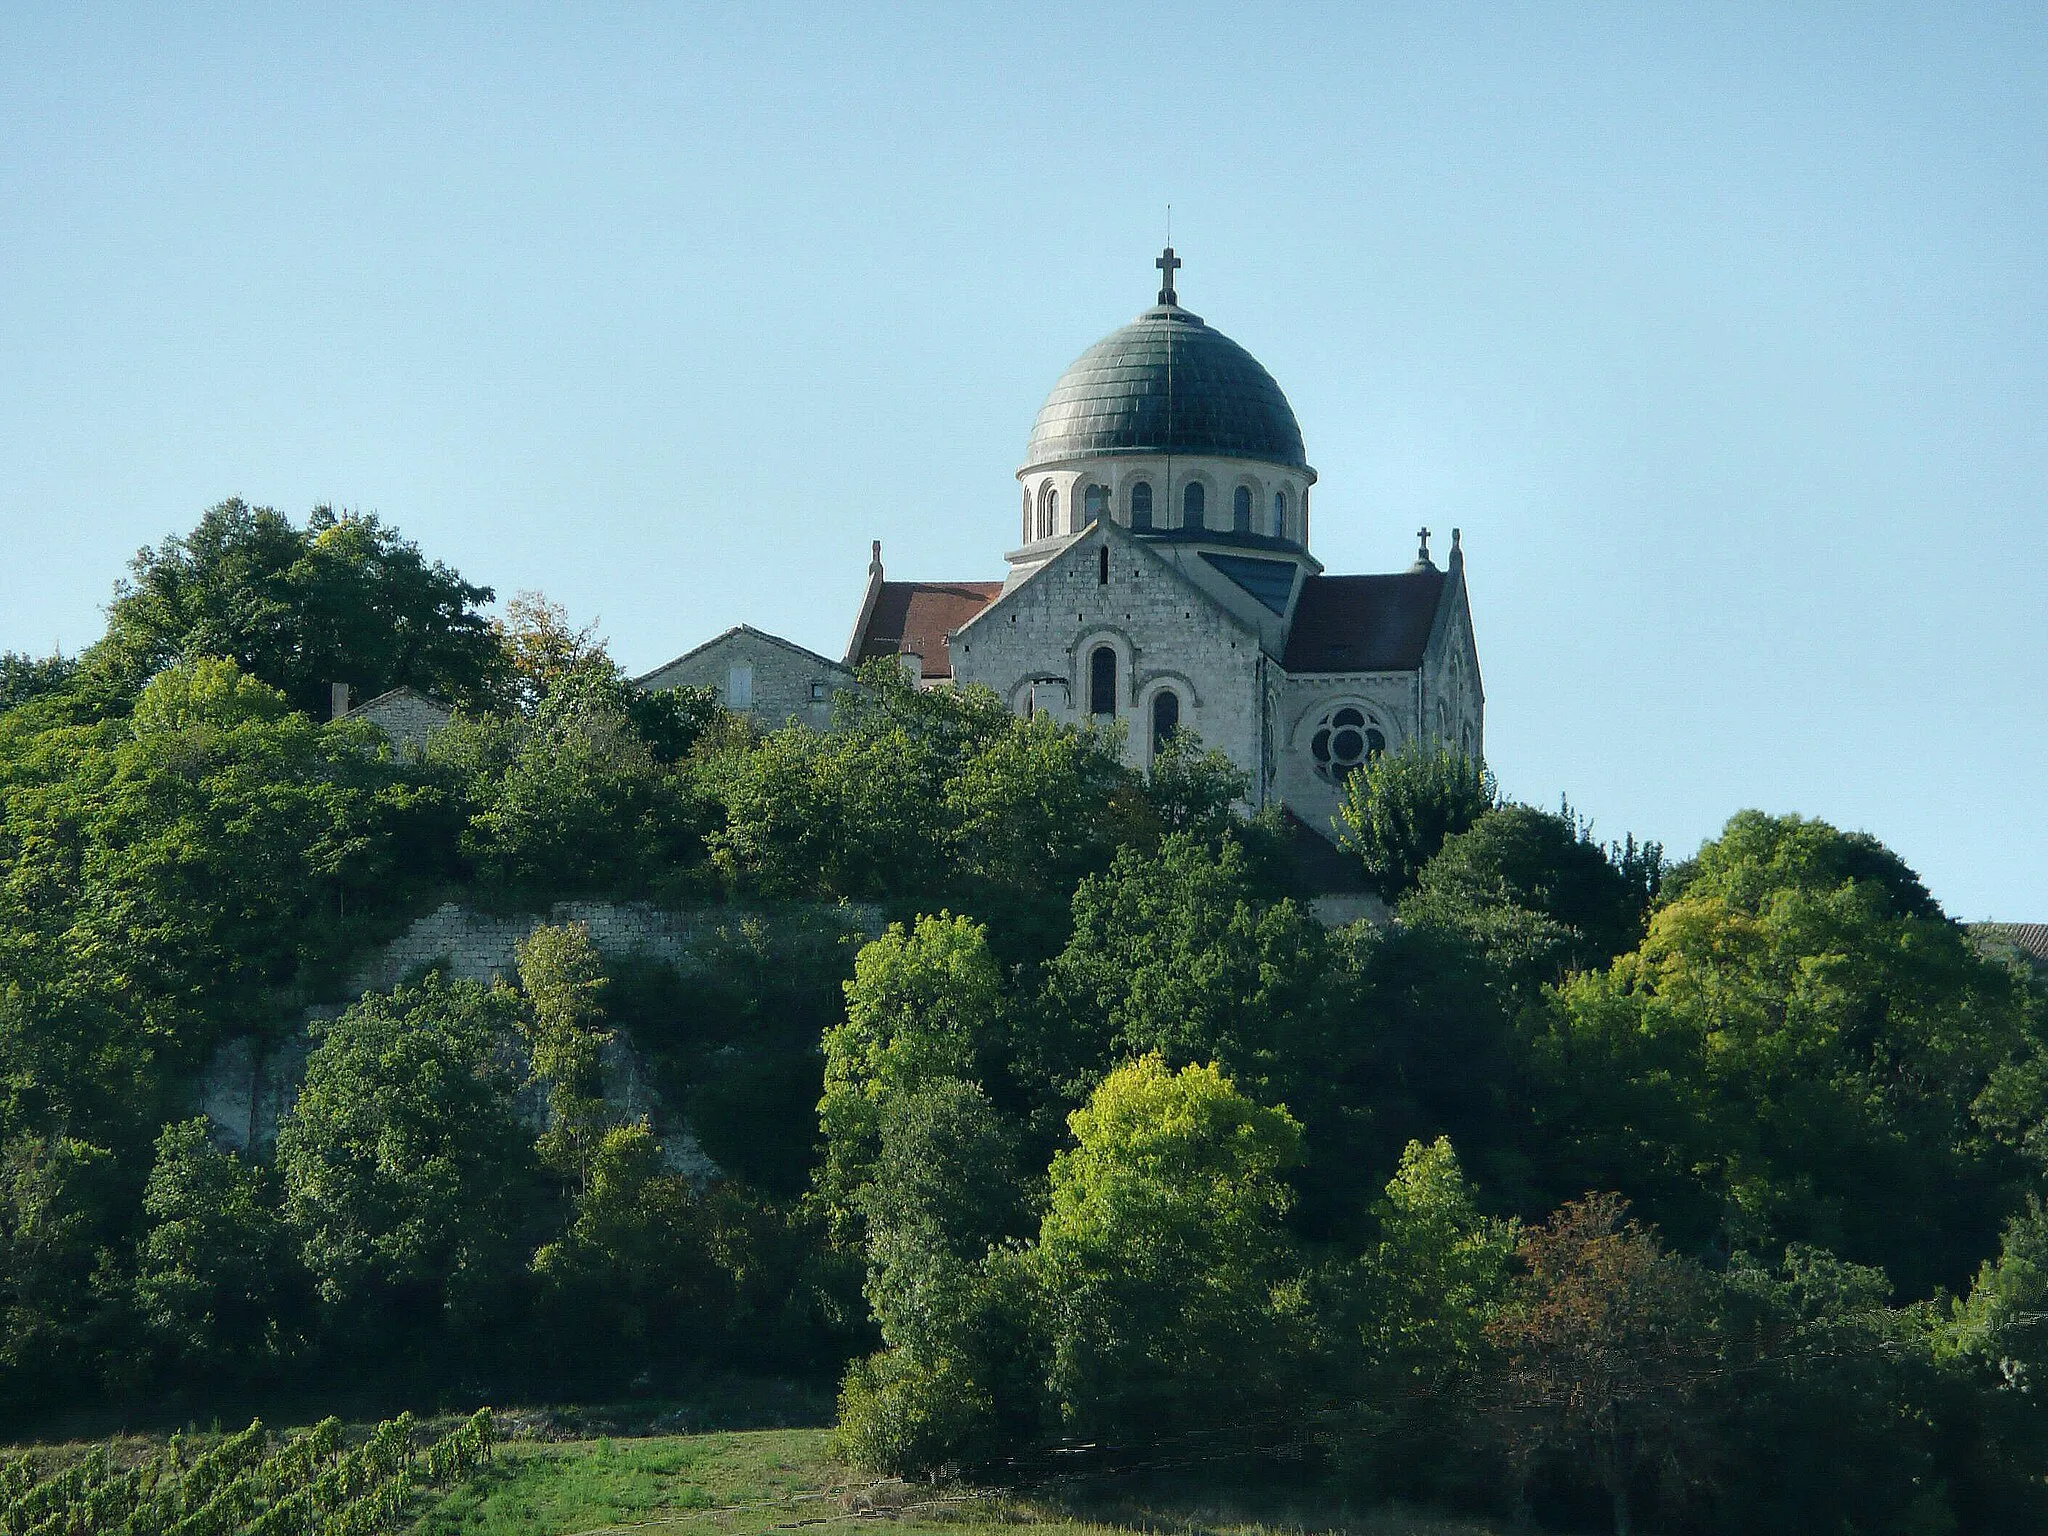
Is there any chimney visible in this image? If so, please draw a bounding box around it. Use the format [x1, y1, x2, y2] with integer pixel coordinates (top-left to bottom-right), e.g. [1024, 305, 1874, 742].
[330, 682, 351, 720]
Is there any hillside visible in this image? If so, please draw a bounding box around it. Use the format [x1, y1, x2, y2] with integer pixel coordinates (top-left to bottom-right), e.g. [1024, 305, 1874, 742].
[4, 502, 2048, 1533]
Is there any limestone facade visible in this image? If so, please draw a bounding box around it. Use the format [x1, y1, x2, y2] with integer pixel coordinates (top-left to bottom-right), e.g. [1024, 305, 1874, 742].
[634, 624, 853, 731]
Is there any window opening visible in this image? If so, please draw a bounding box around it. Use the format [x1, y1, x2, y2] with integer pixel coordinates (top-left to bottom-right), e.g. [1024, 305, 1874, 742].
[1183, 482, 1205, 529]
[1084, 484, 1108, 525]
[726, 662, 754, 710]
[1233, 486, 1252, 533]
[1098, 546, 1109, 585]
[1151, 690, 1180, 755]
[1272, 490, 1288, 539]
[1089, 646, 1116, 716]
[1130, 480, 1153, 530]
[1310, 703, 1386, 784]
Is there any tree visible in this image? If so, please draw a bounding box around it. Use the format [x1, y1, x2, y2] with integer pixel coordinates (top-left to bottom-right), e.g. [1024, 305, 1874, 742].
[530, 1124, 725, 1384]
[1400, 805, 1652, 985]
[134, 1118, 297, 1373]
[836, 1081, 1036, 1476]
[1531, 812, 2044, 1295]
[463, 664, 713, 900]
[1360, 1137, 1518, 1394]
[1483, 1194, 1719, 1536]
[1334, 741, 1495, 899]
[516, 922, 614, 1190]
[817, 914, 1007, 1238]
[1029, 1057, 1311, 1441]
[0, 652, 78, 716]
[1341, 1137, 1518, 1501]
[1043, 833, 1329, 1101]
[99, 500, 505, 715]
[278, 975, 535, 1341]
[943, 716, 1151, 960]
[0, 1135, 122, 1415]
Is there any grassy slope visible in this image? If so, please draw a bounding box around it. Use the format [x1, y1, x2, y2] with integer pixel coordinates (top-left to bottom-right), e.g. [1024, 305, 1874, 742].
[403, 1426, 1512, 1536]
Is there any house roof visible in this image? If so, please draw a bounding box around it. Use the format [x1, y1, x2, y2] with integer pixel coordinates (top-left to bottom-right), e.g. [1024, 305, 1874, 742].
[1972, 923, 2048, 966]
[1281, 568, 1447, 674]
[851, 581, 1003, 679]
[343, 685, 452, 718]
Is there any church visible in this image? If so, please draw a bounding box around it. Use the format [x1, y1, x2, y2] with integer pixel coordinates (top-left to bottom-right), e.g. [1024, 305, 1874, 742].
[636, 249, 1484, 844]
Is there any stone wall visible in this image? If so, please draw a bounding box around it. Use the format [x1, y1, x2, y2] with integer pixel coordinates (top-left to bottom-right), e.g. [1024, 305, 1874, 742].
[193, 899, 883, 1174]
[349, 897, 880, 993]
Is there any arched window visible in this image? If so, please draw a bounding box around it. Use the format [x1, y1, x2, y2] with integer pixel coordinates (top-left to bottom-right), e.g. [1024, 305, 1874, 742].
[1089, 646, 1117, 716]
[1309, 703, 1388, 784]
[1150, 689, 1180, 755]
[1233, 486, 1252, 532]
[1130, 480, 1153, 530]
[1084, 484, 1108, 525]
[1045, 488, 1059, 539]
[1272, 489, 1289, 539]
[1183, 482, 1206, 529]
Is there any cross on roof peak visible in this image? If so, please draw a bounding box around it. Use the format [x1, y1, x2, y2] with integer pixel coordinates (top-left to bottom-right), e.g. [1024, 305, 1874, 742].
[1155, 245, 1181, 306]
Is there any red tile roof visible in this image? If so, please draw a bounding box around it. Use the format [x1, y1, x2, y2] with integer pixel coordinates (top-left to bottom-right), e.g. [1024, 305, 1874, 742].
[1281, 569, 1447, 674]
[853, 581, 1002, 679]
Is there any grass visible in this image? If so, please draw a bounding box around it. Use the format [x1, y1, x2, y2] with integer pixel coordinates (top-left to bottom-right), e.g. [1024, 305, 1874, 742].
[401, 1426, 1516, 1536]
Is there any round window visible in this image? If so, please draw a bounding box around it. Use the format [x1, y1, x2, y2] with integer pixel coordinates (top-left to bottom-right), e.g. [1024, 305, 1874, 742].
[1310, 704, 1387, 784]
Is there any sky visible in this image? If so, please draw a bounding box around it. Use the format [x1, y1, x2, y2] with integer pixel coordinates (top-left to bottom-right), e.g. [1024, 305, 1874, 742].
[2, 5, 2044, 918]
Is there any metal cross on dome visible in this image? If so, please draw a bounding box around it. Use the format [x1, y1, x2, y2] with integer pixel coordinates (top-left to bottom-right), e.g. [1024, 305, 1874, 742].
[1155, 245, 1181, 306]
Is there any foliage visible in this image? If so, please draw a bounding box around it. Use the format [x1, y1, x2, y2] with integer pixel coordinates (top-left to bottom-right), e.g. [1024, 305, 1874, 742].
[1029, 1057, 1310, 1440]
[1334, 741, 1496, 898]
[0, 653, 79, 716]
[1530, 811, 2044, 1295]
[0, 1135, 122, 1417]
[461, 664, 713, 902]
[515, 923, 613, 1189]
[277, 976, 535, 1339]
[134, 1119, 296, 1374]
[1399, 804, 1652, 984]
[0, 1409, 491, 1536]
[817, 914, 1008, 1238]
[98, 500, 505, 716]
[1482, 1194, 1719, 1536]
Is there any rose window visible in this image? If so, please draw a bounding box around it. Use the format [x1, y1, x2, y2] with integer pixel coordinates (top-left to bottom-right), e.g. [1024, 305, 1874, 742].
[1310, 704, 1387, 784]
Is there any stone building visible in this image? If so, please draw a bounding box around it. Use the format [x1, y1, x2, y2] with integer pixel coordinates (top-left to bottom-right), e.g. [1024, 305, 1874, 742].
[333, 683, 452, 756]
[635, 624, 851, 731]
[646, 249, 1484, 841]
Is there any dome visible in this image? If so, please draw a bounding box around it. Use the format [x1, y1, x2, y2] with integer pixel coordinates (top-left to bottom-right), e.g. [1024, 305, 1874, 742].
[1023, 297, 1309, 474]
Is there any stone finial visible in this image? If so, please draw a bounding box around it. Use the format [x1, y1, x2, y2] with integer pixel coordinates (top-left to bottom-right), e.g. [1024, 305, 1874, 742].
[869, 540, 883, 576]
[1416, 527, 1432, 564]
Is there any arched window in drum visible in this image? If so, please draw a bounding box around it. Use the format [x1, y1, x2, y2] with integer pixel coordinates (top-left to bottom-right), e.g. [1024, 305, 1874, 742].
[1272, 489, 1289, 539]
[1130, 481, 1154, 530]
[1183, 481, 1205, 529]
[1233, 486, 1252, 532]
[1083, 484, 1109, 525]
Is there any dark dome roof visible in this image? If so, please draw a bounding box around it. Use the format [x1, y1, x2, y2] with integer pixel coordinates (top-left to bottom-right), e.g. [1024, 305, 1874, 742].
[1023, 305, 1309, 472]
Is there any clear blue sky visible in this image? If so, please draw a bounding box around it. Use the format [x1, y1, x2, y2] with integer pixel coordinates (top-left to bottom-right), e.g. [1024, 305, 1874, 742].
[3, 5, 2043, 918]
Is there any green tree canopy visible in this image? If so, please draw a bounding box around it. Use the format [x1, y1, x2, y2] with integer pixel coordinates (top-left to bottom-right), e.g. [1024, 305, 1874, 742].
[99, 500, 505, 715]
[1532, 812, 2044, 1294]
[1029, 1056, 1310, 1439]
[1335, 741, 1496, 898]
[278, 975, 535, 1338]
